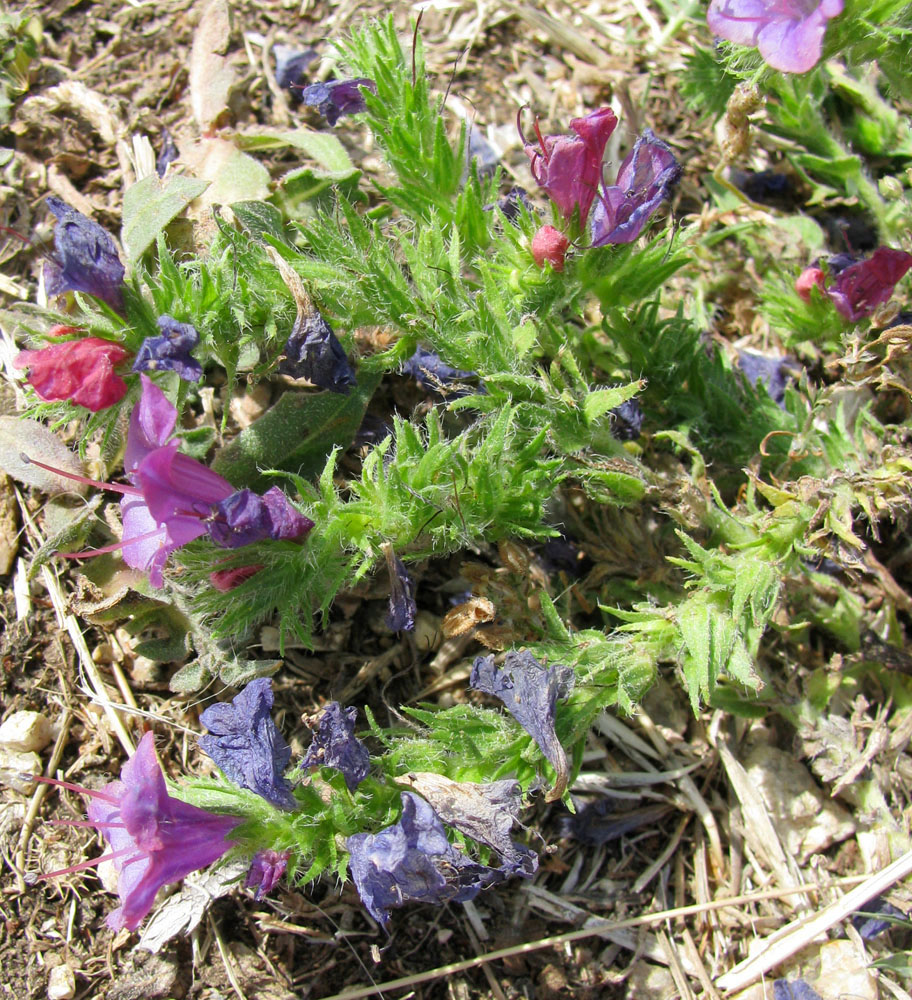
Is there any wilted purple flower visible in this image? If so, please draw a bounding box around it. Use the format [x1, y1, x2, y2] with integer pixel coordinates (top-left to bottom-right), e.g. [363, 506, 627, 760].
[466, 124, 499, 179]
[273, 44, 318, 98]
[484, 186, 534, 225]
[471, 651, 575, 802]
[156, 130, 179, 177]
[278, 309, 357, 394]
[37, 732, 238, 931]
[401, 347, 479, 398]
[559, 797, 673, 845]
[824, 247, 912, 322]
[590, 130, 681, 246]
[199, 678, 297, 811]
[522, 106, 618, 225]
[300, 702, 370, 791]
[245, 849, 291, 900]
[738, 350, 794, 407]
[852, 896, 908, 939]
[43, 197, 125, 313]
[707, 0, 844, 74]
[301, 78, 376, 126]
[132, 315, 203, 382]
[383, 544, 416, 632]
[772, 980, 823, 1000]
[346, 792, 508, 926]
[399, 773, 538, 874]
[610, 397, 644, 440]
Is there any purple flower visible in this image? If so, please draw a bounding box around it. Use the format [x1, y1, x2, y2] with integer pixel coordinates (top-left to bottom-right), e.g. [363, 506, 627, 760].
[383, 545, 416, 632]
[610, 398, 644, 440]
[772, 980, 823, 1000]
[132, 316, 203, 382]
[707, 0, 844, 74]
[156, 130, 179, 177]
[43, 197, 125, 313]
[300, 702, 370, 791]
[245, 849, 291, 900]
[38, 732, 238, 931]
[346, 792, 508, 926]
[824, 247, 912, 322]
[470, 651, 575, 802]
[301, 78, 376, 126]
[399, 773, 538, 875]
[207, 486, 314, 549]
[737, 350, 794, 407]
[278, 309, 357, 394]
[522, 107, 618, 225]
[590, 130, 681, 246]
[401, 347, 479, 398]
[199, 678, 297, 811]
[851, 896, 908, 940]
[273, 44, 318, 99]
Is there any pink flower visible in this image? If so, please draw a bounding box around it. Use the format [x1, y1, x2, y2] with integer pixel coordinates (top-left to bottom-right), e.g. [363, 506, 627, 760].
[38, 732, 239, 932]
[522, 107, 618, 225]
[707, 0, 844, 75]
[14, 337, 129, 411]
[794, 248, 912, 320]
[531, 225, 570, 271]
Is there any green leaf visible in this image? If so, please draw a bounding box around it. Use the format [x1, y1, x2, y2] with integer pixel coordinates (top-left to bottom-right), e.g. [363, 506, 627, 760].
[231, 200, 288, 244]
[583, 381, 644, 424]
[219, 657, 282, 687]
[212, 371, 382, 490]
[231, 130, 355, 175]
[169, 659, 214, 693]
[122, 174, 210, 264]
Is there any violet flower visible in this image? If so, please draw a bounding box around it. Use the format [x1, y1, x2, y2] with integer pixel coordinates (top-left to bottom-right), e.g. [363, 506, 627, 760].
[610, 398, 644, 441]
[273, 44, 318, 99]
[14, 336, 129, 411]
[707, 0, 844, 74]
[132, 316, 203, 382]
[245, 849, 291, 900]
[346, 792, 508, 927]
[737, 350, 794, 407]
[300, 702, 370, 791]
[156, 130, 179, 177]
[522, 106, 618, 225]
[301, 78, 376, 126]
[43, 197, 125, 313]
[119, 377, 309, 586]
[470, 651, 575, 802]
[278, 309, 357, 394]
[383, 545, 416, 632]
[484, 186, 534, 225]
[590, 129, 681, 246]
[38, 732, 238, 931]
[199, 678, 297, 811]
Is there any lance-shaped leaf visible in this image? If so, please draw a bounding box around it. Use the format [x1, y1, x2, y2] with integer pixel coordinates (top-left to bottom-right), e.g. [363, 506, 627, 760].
[470, 650, 574, 802]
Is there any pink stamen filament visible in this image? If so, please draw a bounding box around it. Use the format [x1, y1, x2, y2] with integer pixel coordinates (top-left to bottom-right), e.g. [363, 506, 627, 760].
[57, 526, 167, 559]
[30, 774, 121, 805]
[50, 819, 127, 830]
[21, 455, 142, 498]
[38, 845, 142, 881]
[532, 119, 548, 161]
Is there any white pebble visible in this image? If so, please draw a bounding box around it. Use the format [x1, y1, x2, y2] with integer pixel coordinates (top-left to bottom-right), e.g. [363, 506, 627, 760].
[0, 711, 54, 753]
[47, 964, 76, 1000]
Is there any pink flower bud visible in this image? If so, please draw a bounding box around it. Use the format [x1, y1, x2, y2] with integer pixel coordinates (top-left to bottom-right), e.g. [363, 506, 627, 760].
[531, 226, 570, 272]
[795, 266, 825, 302]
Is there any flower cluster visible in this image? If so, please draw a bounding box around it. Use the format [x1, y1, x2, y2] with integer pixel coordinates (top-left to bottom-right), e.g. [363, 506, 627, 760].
[795, 247, 912, 321]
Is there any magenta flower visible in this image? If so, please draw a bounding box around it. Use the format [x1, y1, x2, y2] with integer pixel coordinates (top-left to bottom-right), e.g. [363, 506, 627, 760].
[707, 0, 844, 74]
[245, 849, 291, 900]
[590, 130, 681, 246]
[14, 336, 130, 411]
[522, 107, 618, 225]
[37, 732, 238, 931]
[795, 247, 912, 321]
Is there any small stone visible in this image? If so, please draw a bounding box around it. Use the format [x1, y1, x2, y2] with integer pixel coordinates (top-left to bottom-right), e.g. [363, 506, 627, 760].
[814, 940, 878, 1000]
[0, 747, 41, 793]
[0, 710, 54, 753]
[47, 964, 76, 1000]
[744, 744, 856, 862]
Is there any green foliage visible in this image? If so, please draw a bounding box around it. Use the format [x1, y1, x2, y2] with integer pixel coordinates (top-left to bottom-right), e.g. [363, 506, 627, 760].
[0, 10, 39, 124]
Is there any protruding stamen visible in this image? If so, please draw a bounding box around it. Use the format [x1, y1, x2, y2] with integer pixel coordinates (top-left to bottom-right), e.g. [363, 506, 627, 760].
[21, 455, 142, 497]
[56, 526, 165, 560]
[37, 845, 140, 881]
[50, 819, 127, 830]
[30, 774, 121, 804]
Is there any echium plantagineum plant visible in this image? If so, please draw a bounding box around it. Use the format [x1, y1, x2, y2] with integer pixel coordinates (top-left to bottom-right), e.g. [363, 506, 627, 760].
[20, 8, 912, 932]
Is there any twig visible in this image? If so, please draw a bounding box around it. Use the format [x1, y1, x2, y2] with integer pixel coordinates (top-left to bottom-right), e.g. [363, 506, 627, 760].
[316, 875, 872, 1000]
[209, 912, 248, 1000]
[716, 849, 912, 993]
